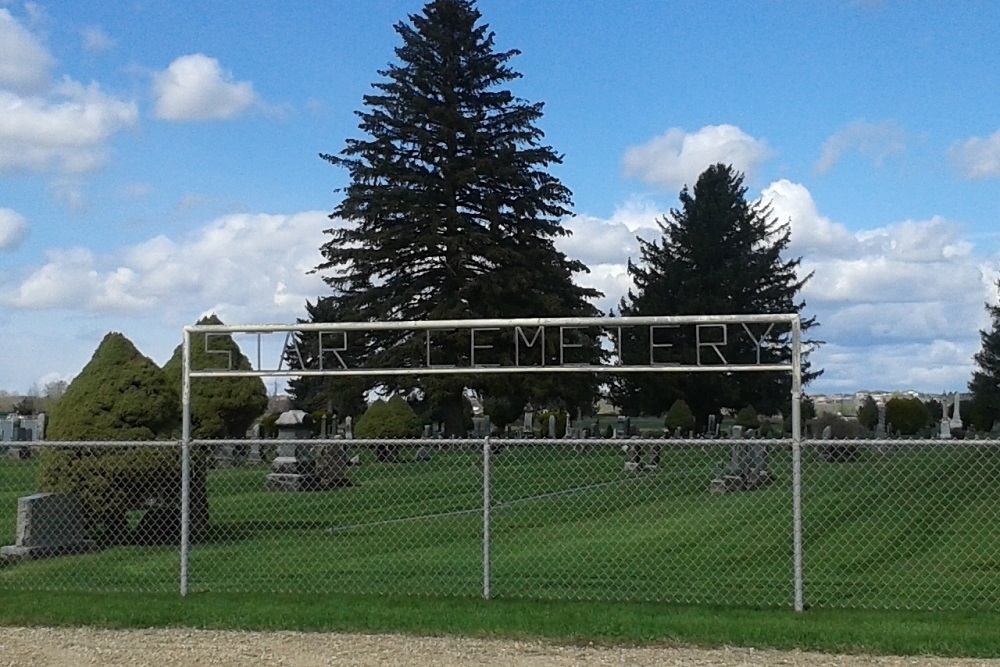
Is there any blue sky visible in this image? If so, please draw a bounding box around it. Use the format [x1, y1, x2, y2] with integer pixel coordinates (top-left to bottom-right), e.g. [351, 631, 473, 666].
[2, 0, 999, 397]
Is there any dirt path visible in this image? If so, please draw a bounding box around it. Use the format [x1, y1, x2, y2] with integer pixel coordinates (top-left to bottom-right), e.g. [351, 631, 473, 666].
[2, 627, 999, 667]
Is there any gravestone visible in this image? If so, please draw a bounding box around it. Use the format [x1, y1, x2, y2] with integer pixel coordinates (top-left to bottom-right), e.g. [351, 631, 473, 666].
[265, 410, 319, 492]
[614, 415, 630, 439]
[472, 415, 491, 439]
[710, 425, 773, 493]
[706, 414, 717, 438]
[624, 441, 642, 472]
[950, 392, 962, 429]
[215, 443, 236, 468]
[817, 423, 836, 462]
[248, 441, 264, 464]
[523, 405, 534, 438]
[414, 445, 433, 462]
[1, 493, 97, 561]
[313, 436, 352, 489]
[3, 413, 37, 460]
[548, 414, 557, 439]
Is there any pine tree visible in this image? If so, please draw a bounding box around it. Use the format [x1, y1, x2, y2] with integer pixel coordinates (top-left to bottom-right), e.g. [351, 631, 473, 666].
[305, 0, 601, 434]
[969, 281, 1000, 431]
[612, 163, 820, 427]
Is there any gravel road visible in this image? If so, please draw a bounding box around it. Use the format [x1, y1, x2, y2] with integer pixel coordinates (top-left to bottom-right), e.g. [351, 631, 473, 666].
[2, 627, 999, 667]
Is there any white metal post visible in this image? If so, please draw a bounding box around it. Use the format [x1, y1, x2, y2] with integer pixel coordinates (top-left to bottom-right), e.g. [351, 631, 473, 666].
[483, 436, 492, 600]
[791, 317, 804, 612]
[180, 328, 191, 597]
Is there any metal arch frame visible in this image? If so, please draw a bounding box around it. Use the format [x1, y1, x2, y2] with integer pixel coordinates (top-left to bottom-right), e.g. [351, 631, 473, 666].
[180, 314, 804, 610]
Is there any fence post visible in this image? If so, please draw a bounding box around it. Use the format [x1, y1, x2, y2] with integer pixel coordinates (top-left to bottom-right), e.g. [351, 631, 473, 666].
[791, 317, 804, 612]
[180, 327, 191, 597]
[483, 436, 492, 600]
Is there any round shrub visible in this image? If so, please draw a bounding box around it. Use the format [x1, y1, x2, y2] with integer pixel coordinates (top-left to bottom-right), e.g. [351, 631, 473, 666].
[809, 412, 863, 439]
[735, 406, 759, 430]
[356, 395, 422, 462]
[664, 399, 695, 434]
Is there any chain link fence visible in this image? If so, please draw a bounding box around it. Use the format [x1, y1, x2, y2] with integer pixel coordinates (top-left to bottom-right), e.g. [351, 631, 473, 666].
[3, 436, 1000, 610]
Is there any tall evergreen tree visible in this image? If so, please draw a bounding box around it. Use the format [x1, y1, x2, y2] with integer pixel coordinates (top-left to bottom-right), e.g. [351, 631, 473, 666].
[304, 0, 601, 434]
[612, 163, 820, 427]
[969, 281, 1000, 431]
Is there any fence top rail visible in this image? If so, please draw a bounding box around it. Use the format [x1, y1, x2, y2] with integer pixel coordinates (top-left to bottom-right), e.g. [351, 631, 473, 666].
[16, 437, 1000, 448]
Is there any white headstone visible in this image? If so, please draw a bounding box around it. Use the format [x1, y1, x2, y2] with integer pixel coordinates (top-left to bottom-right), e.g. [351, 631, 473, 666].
[950, 392, 962, 429]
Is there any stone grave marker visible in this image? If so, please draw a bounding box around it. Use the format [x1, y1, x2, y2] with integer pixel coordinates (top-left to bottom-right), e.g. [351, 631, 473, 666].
[265, 410, 318, 492]
[314, 436, 352, 489]
[710, 424, 773, 493]
[950, 392, 962, 429]
[1, 493, 97, 561]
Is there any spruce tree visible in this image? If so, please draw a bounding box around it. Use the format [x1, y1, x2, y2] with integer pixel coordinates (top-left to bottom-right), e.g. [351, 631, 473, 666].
[969, 281, 1000, 431]
[612, 163, 820, 427]
[306, 0, 601, 434]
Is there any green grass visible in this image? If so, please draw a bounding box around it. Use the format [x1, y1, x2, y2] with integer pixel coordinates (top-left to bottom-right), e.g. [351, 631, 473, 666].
[3, 443, 1000, 655]
[1, 591, 999, 658]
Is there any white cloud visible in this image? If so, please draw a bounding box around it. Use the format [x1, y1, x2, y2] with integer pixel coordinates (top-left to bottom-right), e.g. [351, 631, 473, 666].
[815, 120, 905, 174]
[622, 124, 774, 192]
[949, 129, 1000, 180]
[2, 211, 332, 318]
[816, 340, 975, 393]
[154, 54, 258, 121]
[560, 179, 991, 392]
[762, 180, 859, 257]
[0, 81, 138, 174]
[0, 11, 137, 176]
[82, 26, 113, 54]
[0, 207, 28, 251]
[760, 180, 991, 391]
[0, 8, 54, 93]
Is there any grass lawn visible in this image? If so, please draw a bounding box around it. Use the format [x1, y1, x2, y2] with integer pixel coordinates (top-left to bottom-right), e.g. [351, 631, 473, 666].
[3, 441, 1000, 655]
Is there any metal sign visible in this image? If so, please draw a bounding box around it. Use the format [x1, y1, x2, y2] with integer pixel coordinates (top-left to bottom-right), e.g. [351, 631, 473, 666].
[183, 314, 800, 378]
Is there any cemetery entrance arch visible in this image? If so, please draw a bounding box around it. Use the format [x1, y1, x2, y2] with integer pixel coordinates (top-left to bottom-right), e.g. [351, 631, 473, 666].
[180, 314, 805, 609]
